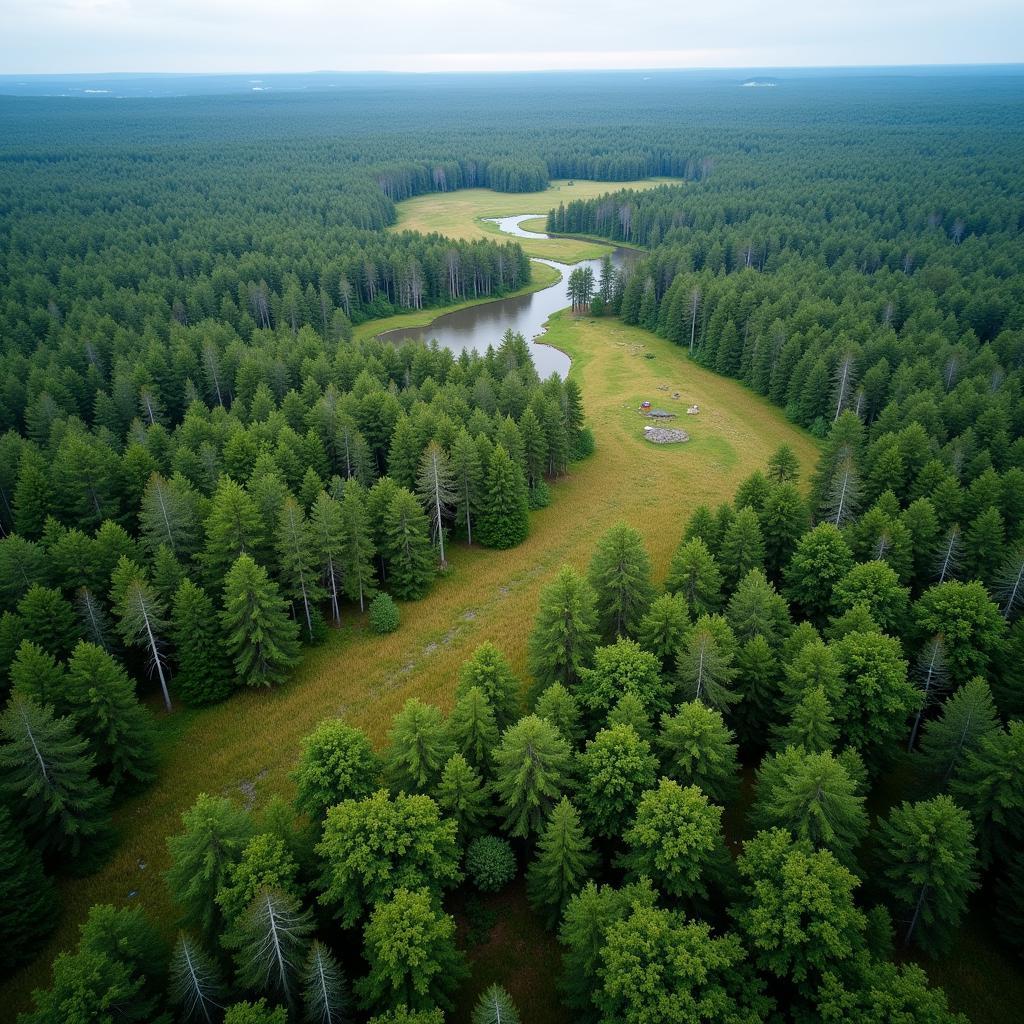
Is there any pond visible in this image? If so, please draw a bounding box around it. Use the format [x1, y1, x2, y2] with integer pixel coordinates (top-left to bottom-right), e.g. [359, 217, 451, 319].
[378, 215, 637, 378]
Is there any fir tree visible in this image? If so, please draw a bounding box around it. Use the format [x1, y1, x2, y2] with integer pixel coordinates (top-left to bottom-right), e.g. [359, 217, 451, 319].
[111, 557, 173, 711]
[168, 932, 226, 1024]
[339, 482, 376, 611]
[221, 554, 300, 688]
[773, 685, 838, 753]
[534, 682, 583, 745]
[528, 565, 599, 691]
[718, 506, 766, 592]
[172, 579, 235, 705]
[380, 488, 435, 600]
[587, 522, 655, 640]
[636, 592, 690, 671]
[664, 537, 723, 615]
[309, 492, 345, 626]
[916, 676, 1000, 789]
[471, 985, 520, 1024]
[675, 614, 740, 713]
[877, 796, 979, 955]
[449, 427, 484, 545]
[64, 640, 157, 793]
[657, 700, 740, 804]
[455, 641, 521, 731]
[0, 694, 111, 859]
[301, 941, 349, 1024]
[526, 797, 596, 927]
[276, 496, 324, 640]
[202, 477, 267, 582]
[385, 698, 454, 795]
[478, 443, 529, 549]
[435, 752, 490, 841]
[16, 584, 82, 660]
[447, 685, 499, 778]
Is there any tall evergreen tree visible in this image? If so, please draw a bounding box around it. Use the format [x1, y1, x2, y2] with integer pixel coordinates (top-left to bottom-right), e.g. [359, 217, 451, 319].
[301, 941, 349, 1024]
[0, 694, 111, 859]
[657, 700, 740, 804]
[171, 578, 235, 705]
[221, 554, 300, 688]
[526, 797, 596, 927]
[675, 614, 740, 713]
[664, 537, 723, 615]
[447, 685, 499, 778]
[168, 932, 227, 1024]
[916, 676, 1000, 789]
[435, 752, 490, 842]
[338, 482, 377, 611]
[449, 427, 484, 545]
[456, 641, 521, 731]
[380, 489, 435, 600]
[276, 496, 324, 640]
[587, 522, 655, 641]
[415, 441, 456, 567]
[385, 698, 454, 795]
[292, 718, 380, 823]
[528, 565, 599, 691]
[202, 477, 267, 582]
[309, 492, 345, 627]
[478, 443, 529, 549]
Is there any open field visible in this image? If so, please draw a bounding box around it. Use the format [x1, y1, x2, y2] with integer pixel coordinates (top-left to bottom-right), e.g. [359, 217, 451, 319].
[389, 178, 677, 261]
[2, 310, 819, 1018]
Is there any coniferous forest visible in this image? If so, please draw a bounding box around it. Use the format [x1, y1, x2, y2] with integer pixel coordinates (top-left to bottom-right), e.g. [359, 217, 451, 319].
[1, 68, 1023, 1024]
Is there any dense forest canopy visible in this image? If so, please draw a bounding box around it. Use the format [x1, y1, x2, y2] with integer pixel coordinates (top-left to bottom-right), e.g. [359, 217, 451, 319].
[1, 67, 1023, 1024]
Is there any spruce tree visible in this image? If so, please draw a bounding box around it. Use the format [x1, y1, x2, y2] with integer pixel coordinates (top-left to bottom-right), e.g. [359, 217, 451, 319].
[526, 797, 596, 927]
[773, 685, 838, 753]
[528, 565, 598, 691]
[338, 482, 377, 611]
[171, 579, 235, 705]
[447, 685, 499, 778]
[221, 554, 300, 688]
[877, 796, 978, 955]
[0, 694, 111, 859]
[111, 557, 173, 711]
[917, 676, 1000, 789]
[587, 522, 655, 641]
[718, 506, 766, 592]
[759, 482, 809, 581]
[478, 443, 529, 549]
[380, 488, 435, 600]
[449, 427, 484, 545]
[435, 752, 490, 842]
[276, 496, 324, 640]
[139, 472, 200, 560]
[9, 639, 66, 708]
[16, 584, 82, 659]
[664, 537, 723, 615]
[0, 803, 60, 970]
[784, 523, 855, 625]
[202, 477, 267, 582]
[657, 700, 740, 804]
[675, 614, 740, 713]
[534, 682, 583, 745]
[455, 641, 521, 731]
[576, 723, 658, 839]
[64, 640, 157, 793]
[385, 698, 454, 795]
[493, 715, 572, 839]
[636, 592, 690, 671]
[310, 491, 346, 626]
[471, 985, 521, 1024]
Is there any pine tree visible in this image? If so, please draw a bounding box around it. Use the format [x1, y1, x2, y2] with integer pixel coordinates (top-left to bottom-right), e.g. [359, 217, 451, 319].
[449, 427, 484, 545]
[221, 554, 300, 688]
[447, 685, 499, 778]
[229, 888, 314, 1009]
[64, 640, 157, 793]
[276, 496, 324, 640]
[0, 694, 111, 859]
[526, 797, 596, 927]
[0, 804, 59, 970]
[759, 483, 809, 581]
[877, 796, 978, 955]
[309, 492, 345, 626]
[139, 472, 200, 559]
[767, 445, 800, 483]
[963, 506, 1005, 586]
[456, 641, 521, 731]
[416, 441, 456, 567]
[302, 941, 349, 1024]
[111, 557, 173, 711]
[168, 932, 226, 1024]
[528, 565, 599, 691]
[387, 416, 422, 490]
[664, 537, 723, 615]
[385, 698, 454, 795]
[916, 676, 1000, 789]
[339, 482, 376, 611]
[380, 488, 435, 600]
[435, 752, 490, 841]
[478, 443, 529, 549]
[587, 522, 655, 641]
[172, 579, 235, 705]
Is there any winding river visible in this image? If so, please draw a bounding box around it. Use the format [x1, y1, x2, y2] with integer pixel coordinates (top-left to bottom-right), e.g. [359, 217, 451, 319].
[378, 214, 637, 378]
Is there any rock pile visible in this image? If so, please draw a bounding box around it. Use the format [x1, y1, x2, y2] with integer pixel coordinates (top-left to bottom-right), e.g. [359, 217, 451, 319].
[644, 426, 690, 444]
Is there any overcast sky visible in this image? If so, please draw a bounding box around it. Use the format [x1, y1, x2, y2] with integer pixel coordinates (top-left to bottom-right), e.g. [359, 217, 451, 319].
[1, 0, 1021, 74]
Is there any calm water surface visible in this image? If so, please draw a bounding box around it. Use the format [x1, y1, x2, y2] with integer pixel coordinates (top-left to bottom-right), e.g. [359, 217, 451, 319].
[379, 215, 636, 378]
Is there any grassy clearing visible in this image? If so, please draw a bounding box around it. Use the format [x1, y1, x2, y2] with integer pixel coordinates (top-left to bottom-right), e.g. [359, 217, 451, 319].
[352, 261, 562, 343]
[389, 178, 678, 262]
[2, 311, 817, 1017]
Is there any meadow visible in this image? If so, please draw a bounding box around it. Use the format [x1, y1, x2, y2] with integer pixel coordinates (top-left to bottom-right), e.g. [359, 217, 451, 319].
[388, 178, 677, 262]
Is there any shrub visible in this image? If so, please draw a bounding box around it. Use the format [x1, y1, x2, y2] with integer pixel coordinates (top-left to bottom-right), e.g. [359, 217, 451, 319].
[369, 594, 400, 635]
[465, 835, 516, 892]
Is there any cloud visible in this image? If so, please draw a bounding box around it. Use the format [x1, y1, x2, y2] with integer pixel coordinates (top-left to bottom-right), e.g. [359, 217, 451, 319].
[0, 0, 1021, 72]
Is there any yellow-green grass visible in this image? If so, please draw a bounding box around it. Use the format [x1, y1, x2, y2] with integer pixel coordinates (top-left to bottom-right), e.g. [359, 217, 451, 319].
[389, 178, 678, 262]
[351, 261, 562, 344]
[2, 312, 818, 1017]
